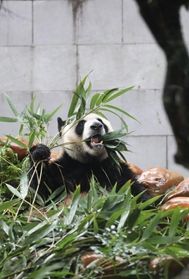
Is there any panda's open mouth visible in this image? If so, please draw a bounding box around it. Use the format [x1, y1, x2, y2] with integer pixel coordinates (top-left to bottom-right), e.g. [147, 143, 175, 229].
[87, 135, 104, 149]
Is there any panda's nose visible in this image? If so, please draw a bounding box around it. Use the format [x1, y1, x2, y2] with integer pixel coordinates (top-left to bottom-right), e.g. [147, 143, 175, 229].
[90, 122, 103, 131]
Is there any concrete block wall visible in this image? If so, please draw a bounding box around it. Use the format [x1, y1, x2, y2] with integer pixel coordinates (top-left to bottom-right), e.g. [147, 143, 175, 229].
[0, 0, 189, 178]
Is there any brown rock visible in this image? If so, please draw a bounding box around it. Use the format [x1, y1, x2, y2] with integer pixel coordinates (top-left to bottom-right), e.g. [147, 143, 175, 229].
[149, 256, 189, 278]
[81, 252, 124, 277]
[81, 253, 103, 267]
[160, 196, 189, 211]
[166, 178, 189, 200]
[138, 167, 184, 196]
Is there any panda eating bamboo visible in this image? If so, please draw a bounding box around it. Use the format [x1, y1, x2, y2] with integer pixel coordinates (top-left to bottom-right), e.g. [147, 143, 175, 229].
[29, 113, 150, 202]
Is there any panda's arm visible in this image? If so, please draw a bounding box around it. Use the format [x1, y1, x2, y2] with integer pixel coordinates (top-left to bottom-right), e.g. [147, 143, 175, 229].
[29, 144, 60, 198]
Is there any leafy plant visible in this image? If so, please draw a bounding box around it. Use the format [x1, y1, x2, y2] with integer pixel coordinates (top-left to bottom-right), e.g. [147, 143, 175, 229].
[0, 183, 189, 278]
[0, 141, 22, 201]
[0, 93, 62, 148]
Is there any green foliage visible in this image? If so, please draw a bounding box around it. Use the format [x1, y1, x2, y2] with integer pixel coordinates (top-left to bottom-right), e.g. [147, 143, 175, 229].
[0, 142, 23, 201]
[0, 184, 189, 278]
[67, 75, 136, 133]
[0, 94, 62, 146]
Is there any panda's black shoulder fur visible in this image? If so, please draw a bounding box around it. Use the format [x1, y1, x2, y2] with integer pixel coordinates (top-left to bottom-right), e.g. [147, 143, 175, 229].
[29, 114, 149, 202]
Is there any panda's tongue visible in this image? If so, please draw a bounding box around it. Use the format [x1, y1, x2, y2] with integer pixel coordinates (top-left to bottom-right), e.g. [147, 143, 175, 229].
[91, 136, 100, 143]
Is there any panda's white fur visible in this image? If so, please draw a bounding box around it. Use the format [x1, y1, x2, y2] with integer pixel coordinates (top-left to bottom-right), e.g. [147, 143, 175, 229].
[60, 113, 113, 162]
[29, 113, 149, 202]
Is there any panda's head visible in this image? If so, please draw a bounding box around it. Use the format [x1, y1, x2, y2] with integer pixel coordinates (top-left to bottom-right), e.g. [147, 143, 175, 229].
[57, 113, 113, 162]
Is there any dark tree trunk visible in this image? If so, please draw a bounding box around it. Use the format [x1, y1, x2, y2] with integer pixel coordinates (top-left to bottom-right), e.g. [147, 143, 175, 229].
[134, 0, 189, 169]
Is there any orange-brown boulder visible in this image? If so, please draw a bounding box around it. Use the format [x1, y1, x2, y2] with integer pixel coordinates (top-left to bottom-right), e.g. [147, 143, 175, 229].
[166, 178, 189, 200]
[149, 256, 189, 278]
[137, 167, 184, 196]
[160, 196, 189, 211]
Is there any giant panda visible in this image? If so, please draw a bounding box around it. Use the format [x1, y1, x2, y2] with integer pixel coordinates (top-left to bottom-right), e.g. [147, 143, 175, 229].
[29, 113, 149, 202]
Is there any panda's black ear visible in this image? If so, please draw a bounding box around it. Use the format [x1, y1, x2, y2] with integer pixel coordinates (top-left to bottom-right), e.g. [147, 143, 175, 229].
[57, 117, 66, 135]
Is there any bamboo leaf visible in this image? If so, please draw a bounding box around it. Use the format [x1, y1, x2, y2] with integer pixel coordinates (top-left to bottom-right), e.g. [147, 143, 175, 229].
[0, 220, 10, 235]
[0, 199, 19, 213]
[141, 211, 162, 241]
[68, 75, 88, 117]
[93, 215, 99, 234]
[101, 130, 127, 142]
[103, 104, 139, 122]
[102, 192, 125, 212]
[28, 130, 36, 148]
[19, 106, 27, 121]
[101, 88, 119, 102]
[93, 196, 108, 212]
[78, 214, 94, 231]
[85, 80, 92, 100]
[18, 123, 24, 136]
[127, 208, 141, 229]
[106, 209, 126, 228]
[0, 116, 18, 123]
[41, 108, 46, 120]
[35, 101, 41, 114]
[168, 207, 183, 237]
[23, 220, 58, 245]
[26, 210, 63, 236]
[55, 233, 77, 251]
[68, 92, 80, 118]
[90, 93, 101, 109]
[6, 184, 22, 198]
[4, 93, 19, 117]
[138, 195, 162, 210]
[147, 235, 181, 245]
[5, 135, 27, 148]
[30, 96, 36, 113]
[45, 104, 63, 123]
[117, 210, 130, 230]
[95, 92, 106, 106]
[66, 186, 80, 225]
[117, 150, 128, 162]
[76, 96, 86, 120]
[27, 265, 73, 278]
[27, 109, 41, 120]
[20, 170, 28, 199]
[103, 86, 134, 103]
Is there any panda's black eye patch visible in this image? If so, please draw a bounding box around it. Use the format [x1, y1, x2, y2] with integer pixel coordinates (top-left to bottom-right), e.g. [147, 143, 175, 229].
[75, 120, 86, 136]
[78, 120, 86, 126]
[97, 118, 103, 123]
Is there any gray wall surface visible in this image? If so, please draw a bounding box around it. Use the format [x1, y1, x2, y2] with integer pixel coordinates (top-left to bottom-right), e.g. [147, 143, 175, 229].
[0, 0, 189, 178]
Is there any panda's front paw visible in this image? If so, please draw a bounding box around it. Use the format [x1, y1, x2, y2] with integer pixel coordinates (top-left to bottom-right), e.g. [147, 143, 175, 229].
[30, 144, 50, 162]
